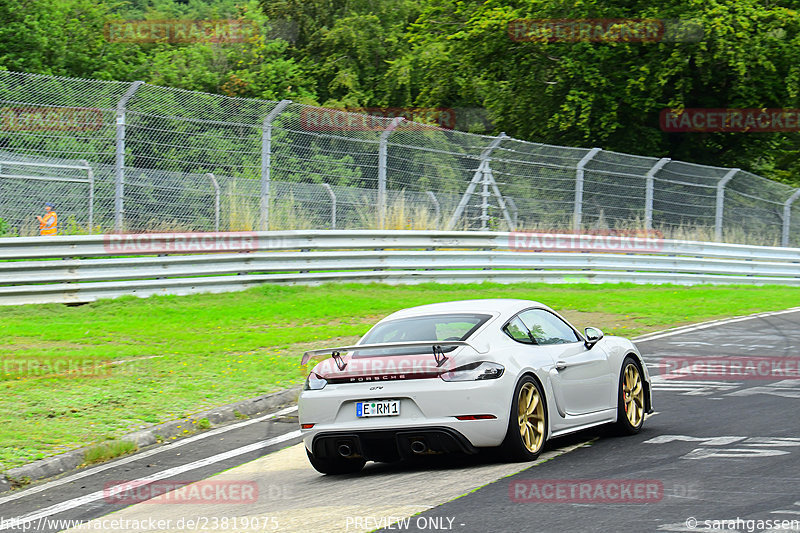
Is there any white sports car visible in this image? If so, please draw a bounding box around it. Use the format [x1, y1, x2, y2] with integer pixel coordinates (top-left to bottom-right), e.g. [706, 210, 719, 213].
[298, 299, 653, 474]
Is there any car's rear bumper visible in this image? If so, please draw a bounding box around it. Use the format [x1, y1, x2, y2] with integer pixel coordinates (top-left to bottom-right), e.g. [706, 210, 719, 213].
[298, 376, 512, 451]
[310, 426, 478, 462]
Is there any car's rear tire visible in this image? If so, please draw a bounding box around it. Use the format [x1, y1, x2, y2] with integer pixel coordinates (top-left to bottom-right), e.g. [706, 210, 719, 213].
[614, 356, 645, 435]
[500, 375, 548, 461]
[306, 449, 366, 475]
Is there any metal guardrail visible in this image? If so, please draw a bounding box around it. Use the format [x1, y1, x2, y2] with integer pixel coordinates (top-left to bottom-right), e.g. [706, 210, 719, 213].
[1, 230, 799, 305]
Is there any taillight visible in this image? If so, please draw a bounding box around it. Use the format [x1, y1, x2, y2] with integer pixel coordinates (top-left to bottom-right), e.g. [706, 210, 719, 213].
[303, 372, 328, 390]
[440, 362, 504, 381]
[455, 415, 497, 421]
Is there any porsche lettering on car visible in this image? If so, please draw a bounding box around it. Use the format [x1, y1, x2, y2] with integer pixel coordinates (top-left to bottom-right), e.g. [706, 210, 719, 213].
[298, 299, 653, 474]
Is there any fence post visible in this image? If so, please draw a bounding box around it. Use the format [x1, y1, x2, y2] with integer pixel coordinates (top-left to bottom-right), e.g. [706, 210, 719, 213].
[573, 148, 601, 231]
[782, 189, 800, 247]
[261, 99, 292, 231]
[644, 158, 670, 230]
[206, 173, 220, 232]
[114, 81, 144, 232]
[80, 160, 94, 233]
[377, 117, 404, 229]
[506, 196, 519, 228]
[426, 191, 440, 229]
[447, 133, 508, 230]
[322, 183, 336, 229]
[480, 167, 491, 230]
[715, 168, 740, 242]
[485, 167, 517, 231]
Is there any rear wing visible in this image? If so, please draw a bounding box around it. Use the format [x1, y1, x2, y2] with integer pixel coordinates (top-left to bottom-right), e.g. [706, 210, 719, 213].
[301, 340, 474, 366]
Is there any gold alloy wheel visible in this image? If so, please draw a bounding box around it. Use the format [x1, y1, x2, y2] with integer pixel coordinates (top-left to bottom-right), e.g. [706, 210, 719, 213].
[623, 363, 644, 427]
[518, 382, 545, 453]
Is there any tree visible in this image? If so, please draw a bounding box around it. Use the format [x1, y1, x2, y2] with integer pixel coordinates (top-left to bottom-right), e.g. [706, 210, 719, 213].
[261, 0, 420, 107]
[399, 0, 800, 181]
[0, 0, 140, 79]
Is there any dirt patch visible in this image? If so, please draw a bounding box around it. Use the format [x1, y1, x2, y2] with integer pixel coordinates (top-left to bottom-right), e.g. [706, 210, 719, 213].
[270, 336, 364, 360]
[256, 311, 667, 362]
[555, 310, 657, 336]
[0, 339, 95, 352]
[245, 314, 387, 330]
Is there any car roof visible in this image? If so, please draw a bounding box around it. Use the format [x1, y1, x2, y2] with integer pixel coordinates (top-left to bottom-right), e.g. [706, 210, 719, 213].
[379, 299, 553, 321]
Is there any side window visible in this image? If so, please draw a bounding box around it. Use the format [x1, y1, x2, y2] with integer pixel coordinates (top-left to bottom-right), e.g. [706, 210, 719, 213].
[518, 309, 581, 345]
[503, 316, 534, 344]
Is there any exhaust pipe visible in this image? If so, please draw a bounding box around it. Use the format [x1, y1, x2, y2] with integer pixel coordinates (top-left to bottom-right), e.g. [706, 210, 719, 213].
[337, 443, 353, 457]
[410, 440, 428, 454]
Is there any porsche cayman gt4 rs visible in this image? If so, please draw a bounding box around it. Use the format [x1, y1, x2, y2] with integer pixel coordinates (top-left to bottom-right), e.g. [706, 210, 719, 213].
[298, 299, 653, 474]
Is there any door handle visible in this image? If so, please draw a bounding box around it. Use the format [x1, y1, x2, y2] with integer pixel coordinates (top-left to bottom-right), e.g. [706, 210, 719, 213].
[555, 361, 568, 371]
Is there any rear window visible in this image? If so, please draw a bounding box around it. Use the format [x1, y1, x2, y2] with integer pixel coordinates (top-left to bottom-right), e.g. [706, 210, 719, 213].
[354, 313, 491, 357]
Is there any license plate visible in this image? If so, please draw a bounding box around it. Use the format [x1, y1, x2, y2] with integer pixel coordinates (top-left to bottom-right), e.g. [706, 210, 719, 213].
[356, 399, 400, 418]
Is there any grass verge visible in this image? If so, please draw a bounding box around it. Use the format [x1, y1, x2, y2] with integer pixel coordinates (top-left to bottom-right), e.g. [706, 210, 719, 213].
[83, 440, 138, 466]
[1, 281, 799, 470]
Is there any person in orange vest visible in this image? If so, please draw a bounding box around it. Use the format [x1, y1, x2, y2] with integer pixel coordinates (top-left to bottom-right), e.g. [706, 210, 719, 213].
[37, 202, 57, 236]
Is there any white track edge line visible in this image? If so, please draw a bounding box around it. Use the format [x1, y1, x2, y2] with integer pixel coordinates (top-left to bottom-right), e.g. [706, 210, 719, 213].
[0, 430, 302, 531]
[633, 306, 800, 343]
[0, 406, 297, 506]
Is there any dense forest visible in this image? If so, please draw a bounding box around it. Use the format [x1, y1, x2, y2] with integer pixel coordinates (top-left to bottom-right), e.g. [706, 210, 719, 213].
[1, 0, 798, 185]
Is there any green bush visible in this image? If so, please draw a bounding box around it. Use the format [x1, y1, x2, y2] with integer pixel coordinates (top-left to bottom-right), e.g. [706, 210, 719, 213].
[0, 217, 12, 237]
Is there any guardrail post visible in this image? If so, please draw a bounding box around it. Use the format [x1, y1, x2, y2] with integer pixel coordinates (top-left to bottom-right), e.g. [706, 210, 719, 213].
[644, 158, 670, 230]
[573, 148, 601, 231]
[322, 183, 336, 229]
[782, 189, 800, 247]
[378, 116, 404, 229]
[114, 81, 144, 232]
[261, 99, 292, 231]
[206, 173, 220, 232]
[80, 160, 94, 233]
[447, 132, 508, 230]
[715, 168, 740, 242]
[426, 191, 440, 229]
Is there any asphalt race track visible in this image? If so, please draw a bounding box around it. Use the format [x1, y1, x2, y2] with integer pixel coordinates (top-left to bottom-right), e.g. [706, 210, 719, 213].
[2, 308, 799, 533]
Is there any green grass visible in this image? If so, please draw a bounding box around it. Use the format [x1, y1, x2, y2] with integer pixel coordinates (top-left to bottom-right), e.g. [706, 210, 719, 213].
[1, 281, 799, 471]
[83, 440, 138, 465]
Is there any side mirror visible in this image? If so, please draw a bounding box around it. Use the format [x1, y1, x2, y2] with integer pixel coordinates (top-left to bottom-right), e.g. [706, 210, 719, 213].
[584, 327, 604, 349]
